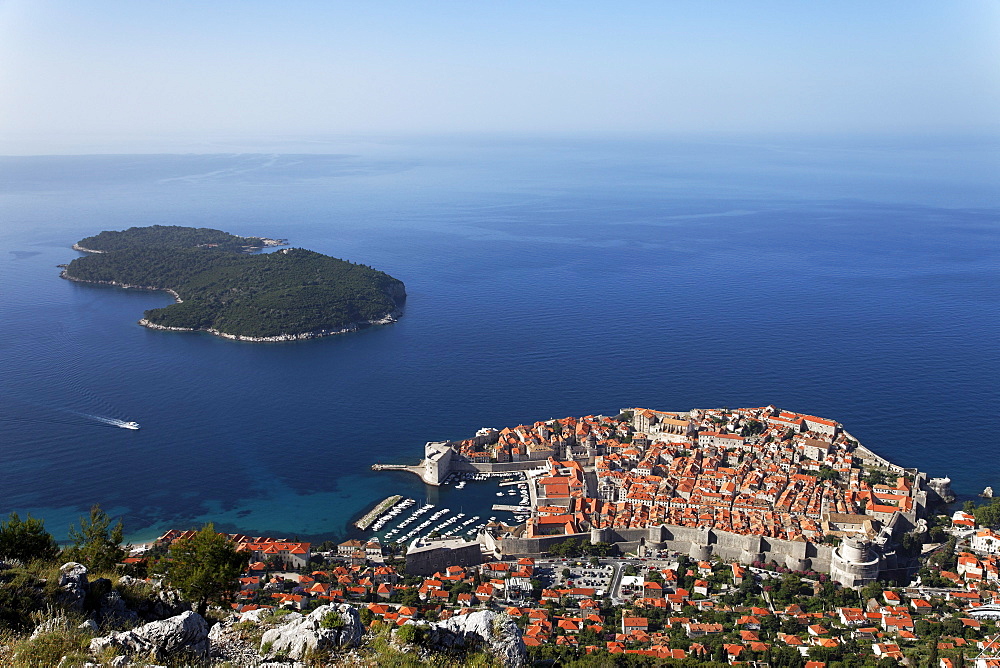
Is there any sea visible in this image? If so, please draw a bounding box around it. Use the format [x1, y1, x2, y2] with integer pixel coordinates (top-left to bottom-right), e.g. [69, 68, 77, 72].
[0, 134, 997, 545]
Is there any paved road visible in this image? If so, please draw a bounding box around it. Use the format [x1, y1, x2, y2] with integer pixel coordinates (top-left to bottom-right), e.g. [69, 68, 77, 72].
[608, 562, 626, 603]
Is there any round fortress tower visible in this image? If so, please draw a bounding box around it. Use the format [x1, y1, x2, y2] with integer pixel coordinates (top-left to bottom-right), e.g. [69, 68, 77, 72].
[830, 536, 880, 587]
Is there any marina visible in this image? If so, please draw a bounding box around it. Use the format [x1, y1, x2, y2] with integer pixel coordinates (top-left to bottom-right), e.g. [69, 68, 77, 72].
[359, 469, 538, 547]
[377, 500, 493, 546]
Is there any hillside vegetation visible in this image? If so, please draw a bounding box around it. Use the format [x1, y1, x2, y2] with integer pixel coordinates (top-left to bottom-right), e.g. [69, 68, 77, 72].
[64, 226, 405, 339]
[0, 510, 504, 667]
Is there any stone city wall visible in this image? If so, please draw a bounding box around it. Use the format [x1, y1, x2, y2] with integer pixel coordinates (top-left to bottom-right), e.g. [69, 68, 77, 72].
[406, 542, 483, 576]
[502, 524, 836, 574]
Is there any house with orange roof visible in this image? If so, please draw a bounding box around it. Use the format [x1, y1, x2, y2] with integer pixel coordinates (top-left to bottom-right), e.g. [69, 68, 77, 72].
[337, 539, 365, 557]
[367, 603, 390, 617]
[973, 528, 1000, 555]
[953, 511, 976, 529]
[873, 643, 903, 659]
[838, 607, 866, 626]
[883, 590, 902, 605]
[686, 622, 723, 638]
[240, 541, 311, 569]
[622, 616, 648, 634]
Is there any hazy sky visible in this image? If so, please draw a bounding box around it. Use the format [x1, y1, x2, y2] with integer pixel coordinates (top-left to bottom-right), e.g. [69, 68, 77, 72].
[1, 1, 998, 150]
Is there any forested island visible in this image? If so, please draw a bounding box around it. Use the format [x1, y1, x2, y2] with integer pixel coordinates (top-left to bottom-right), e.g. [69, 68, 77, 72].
[62, 225, 406, 341]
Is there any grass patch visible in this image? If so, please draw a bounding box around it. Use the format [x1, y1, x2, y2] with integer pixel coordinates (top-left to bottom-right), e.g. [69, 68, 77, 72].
[3, 628, 91, 668]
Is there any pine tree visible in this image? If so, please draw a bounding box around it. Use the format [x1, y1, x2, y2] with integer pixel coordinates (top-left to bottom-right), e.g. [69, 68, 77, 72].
[0, 512, 59, 563]
[64, 505, 125, 571]
[159, 524, 249, 616]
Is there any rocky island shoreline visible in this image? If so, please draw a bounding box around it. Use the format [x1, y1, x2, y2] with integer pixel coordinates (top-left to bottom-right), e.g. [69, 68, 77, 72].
[136, 308, 402, 342]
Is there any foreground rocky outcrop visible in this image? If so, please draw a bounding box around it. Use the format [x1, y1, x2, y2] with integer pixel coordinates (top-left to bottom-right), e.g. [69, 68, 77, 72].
[51, 563, 189, 630]
[404, 610, 526, 668]
[16, 562, 517, 666]
[259, 604, 363, 661]
[115, 574, 190, 622]
[56, 561, 90, 611]
[206, 604, 365, 665]
[89, 610, 209, 661]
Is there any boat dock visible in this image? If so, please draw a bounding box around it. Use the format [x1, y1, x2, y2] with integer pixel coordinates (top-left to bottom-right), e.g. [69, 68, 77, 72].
[371, 463, 426, 480]
[492, 504, 531, 512]
[354, 495, 403, 530]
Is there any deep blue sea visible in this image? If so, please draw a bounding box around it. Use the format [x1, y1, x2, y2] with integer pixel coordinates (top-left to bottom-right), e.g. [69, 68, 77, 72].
[1, 135, 997, 544]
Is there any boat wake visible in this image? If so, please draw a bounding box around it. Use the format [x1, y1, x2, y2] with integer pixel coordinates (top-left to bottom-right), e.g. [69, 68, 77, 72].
[73, 412, 140, 430]
[1, 398, 139, 430]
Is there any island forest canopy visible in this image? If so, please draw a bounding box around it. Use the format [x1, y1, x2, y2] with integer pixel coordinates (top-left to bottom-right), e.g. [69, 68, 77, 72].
[65, 225, 405, 339]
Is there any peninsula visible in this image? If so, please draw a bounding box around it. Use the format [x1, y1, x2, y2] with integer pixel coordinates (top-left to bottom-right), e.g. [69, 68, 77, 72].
[376, 405, 952, 587]
[62, 225, 406, 341]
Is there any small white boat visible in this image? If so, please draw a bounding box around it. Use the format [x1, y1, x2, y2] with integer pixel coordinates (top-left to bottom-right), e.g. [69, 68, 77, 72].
[120, 421, 140, 430]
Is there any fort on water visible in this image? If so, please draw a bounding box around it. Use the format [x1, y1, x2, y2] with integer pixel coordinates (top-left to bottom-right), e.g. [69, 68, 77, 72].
[376, 405, 952, 587]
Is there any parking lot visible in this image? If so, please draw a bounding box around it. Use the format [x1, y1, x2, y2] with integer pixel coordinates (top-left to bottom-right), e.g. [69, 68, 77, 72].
[534, 559, 614, 593]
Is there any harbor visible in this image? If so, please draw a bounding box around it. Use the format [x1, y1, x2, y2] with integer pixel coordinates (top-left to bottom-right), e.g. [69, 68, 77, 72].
[352, 469, 539, 548]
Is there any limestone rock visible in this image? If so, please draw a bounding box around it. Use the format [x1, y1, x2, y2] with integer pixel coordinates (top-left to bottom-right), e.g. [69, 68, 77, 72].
[116, 574, 139, 588]
[208, 609, 268, 666]
[259, 604, 362, 661]
[415, 610, 526, 668]
[78, 619, 99, 634]
[89, 610, 209, 661]
[237, 607, 271, 623]
[150, 586, 190, 620]
[97, 589, 140, 628]
[113, 576, 189, 622]
[57, 562, 90, 611]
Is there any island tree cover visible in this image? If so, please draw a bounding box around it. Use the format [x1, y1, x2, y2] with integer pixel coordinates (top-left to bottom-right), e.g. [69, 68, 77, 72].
[65, 225, 406, 338]
[76, 225, 265, 253]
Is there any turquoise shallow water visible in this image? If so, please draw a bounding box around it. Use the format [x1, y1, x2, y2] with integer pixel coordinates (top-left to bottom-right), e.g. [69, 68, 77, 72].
[0, 136, 997, 543]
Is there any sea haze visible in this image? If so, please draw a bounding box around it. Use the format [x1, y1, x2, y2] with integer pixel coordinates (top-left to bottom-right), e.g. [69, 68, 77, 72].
[0, 135, 997, 543]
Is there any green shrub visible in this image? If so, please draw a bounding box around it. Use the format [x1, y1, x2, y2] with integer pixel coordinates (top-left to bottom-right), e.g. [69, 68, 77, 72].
[320, 610, 344, 629]
[395, 623, 423, 646]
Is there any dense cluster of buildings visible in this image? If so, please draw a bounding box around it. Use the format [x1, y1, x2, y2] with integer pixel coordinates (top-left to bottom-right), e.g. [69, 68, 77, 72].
[146, 417, 1000, 666]
[161, 523, 1000, 666]
[420, 406, 930, 585]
